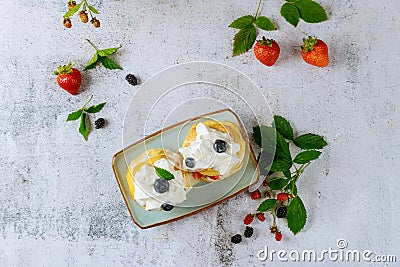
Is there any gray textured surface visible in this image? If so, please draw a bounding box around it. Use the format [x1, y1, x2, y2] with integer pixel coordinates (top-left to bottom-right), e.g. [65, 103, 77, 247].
[1, 0, 400, 266]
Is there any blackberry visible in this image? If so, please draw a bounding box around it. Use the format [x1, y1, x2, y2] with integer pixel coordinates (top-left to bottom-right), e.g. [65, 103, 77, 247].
[276, 206, 287, 218]
[244, 226, 253, 238]
[125, 74, 138, 86]
[94, 118, 105, 129]
[231, 234, 242, 244]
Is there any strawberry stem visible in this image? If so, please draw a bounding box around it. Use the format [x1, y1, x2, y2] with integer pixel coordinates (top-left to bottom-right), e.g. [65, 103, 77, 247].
[86, 39, 98, 50]
[255, 0, 262, 18]
[82, 95, 93, 109]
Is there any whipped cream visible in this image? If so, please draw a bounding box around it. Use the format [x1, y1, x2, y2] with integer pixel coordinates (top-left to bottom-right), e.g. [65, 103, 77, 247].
[178, 122, 241, 176]
[131, 157, 188, 211]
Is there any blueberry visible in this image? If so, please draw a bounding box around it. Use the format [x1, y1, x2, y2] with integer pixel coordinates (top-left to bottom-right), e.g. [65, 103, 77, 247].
[213, 139, 228, 153]
[185, 157, 195, 168]
[161, 203, 174, 211]
[154, 178, 169, 193]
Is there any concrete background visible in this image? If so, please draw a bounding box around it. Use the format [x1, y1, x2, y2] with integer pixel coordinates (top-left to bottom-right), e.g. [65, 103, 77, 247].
[1, 0, 399, 266]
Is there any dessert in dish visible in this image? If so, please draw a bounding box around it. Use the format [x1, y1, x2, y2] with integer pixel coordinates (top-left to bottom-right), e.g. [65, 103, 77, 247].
[179, 120, 246, 182]
[126, 148, 192, 211]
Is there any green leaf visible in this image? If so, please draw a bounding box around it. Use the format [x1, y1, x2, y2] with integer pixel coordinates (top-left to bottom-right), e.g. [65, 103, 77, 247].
[64, 2, 83, 18]
[84, 52, 99, 71]
[258, 150, 275, 176]
[154, 166, 175, 180]
[98, 47, 120, 57]
[294, 0, 328, 23]
[229, 15, 255, 29]
[285, 179, 298, 195]
[275, 131, 291, 160]
[257, 199, 277, 213]
[280, 3, 300, 27]
[273, 115, 294, 140]
[79, 112, 89, 141]
[66, 109, 83, 121]
[293, 150, 322, 164]
[255, 16, 276, 31]
[283, 170, 291, 178]
[287, 196, 307, 234]
[253, 125, 276, 149]
[269, 178, 289, 190]
[88, 5, 100, 14]
[99, 56, 123, 70]
[270, 158, 292, 172]
[232, 26, 257, 56]
[85, 102, 106, 114]
[294, 133, 327, 149]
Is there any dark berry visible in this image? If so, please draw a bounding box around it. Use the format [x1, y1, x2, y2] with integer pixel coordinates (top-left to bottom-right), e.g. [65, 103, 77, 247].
[231, 234, 242, 244]
[125, 74, 138, 86]
[244, 226, 254, 238]
[161, 203, 174, 211]
[154, 178, 169, 193]
[94, 118, 105, 129]
[276, 206, 287, 218]
[185, 157, 195, 168]
[213, 139, 228, 153]
[243, 214, 254, 225]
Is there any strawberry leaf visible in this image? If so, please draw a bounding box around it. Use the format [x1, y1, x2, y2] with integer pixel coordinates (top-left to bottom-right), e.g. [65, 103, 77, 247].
[88, 5, 100, 14]
[294, 133, 327, 149]
[293, 150, 322, 164]
[85, 102, 106, 113]
[98, 47, 121, 57]
[66, 109, 83, 121]
[294, 0, 328, 23]
[64, 2, 83, 18]
[79, 112, 89, 141]
[154, 166, 175, 180]
[232, 26, 257, 56]
[255, 16, 276, 31]
[84, 52, 99, 70]
[273, 115, 294, 140]
[281, 3, 300, 27]
[257, 199, 277, 212]
[269, 178, 289, 190]
[287, 196, 307, 234]
[229, 15, 255, 29]
[99, 56, 123, 70]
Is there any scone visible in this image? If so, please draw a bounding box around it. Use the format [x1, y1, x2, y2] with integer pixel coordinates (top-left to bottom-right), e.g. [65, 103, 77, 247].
[126, 148, 192, 211]
[179, 120, 246, 182]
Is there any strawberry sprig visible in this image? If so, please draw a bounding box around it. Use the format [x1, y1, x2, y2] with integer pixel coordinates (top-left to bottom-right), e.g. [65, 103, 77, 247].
[244, 115, 327, 241]
[85, 39, 123, 71]
[67, 95, 106, 140]
[64, 0, 101, 28]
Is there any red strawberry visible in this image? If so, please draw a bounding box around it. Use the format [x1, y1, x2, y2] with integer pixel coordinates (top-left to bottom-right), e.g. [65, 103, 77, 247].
[301, 36, 329, 67]
[253, 37, 280, 67]
[244, 214, 254, 225]
[277, 193, 288, 203]
[54, 62, 81, 95]
[275, 232, 282, 241]
[256, 213, 265, 222]
[193, 172, 203, 180]
[250, 190, 261, 200]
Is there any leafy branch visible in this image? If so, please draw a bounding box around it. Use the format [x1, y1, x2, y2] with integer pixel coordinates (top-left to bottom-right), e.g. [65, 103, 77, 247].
[66, 95, 106, 140]
[85, 39, 123, 71]
[253, 115, 327, 235]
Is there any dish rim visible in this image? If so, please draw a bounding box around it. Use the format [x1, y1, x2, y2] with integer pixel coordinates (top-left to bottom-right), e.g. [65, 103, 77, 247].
[111, 108, 260, 229]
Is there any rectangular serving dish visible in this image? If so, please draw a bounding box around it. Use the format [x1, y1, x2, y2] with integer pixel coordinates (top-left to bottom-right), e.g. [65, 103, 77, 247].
[112, 109, 259, 229]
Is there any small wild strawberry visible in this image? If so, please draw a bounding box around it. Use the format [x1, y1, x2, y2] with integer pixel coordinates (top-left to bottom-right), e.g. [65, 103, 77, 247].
[67, 1, 76, 10]
[244, 214, 254, 225]
[256, 213, 265, 222]
[277, 193, 288, 203]
[262, 179, 269, 187]
[79, 11, 89, 23]
[91, 18, 100, 28]
[270, 226, 277, 234]
[63, 18, 72, 28]
[275, 232, 282, 242]
[250, 190, 261, 200]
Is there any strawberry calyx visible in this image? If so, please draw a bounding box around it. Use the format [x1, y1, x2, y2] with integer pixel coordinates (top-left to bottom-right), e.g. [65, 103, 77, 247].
[54, 62, 75, 75]
[301, 36, 318, 53]
[257, 36, 274, 47]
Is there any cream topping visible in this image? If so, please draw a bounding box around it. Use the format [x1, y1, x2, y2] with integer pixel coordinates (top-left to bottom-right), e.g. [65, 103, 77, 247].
[178, 122, 241, 176]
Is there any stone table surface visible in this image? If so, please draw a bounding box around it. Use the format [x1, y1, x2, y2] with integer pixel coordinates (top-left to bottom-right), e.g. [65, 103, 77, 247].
[1, 0, 399, 266]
